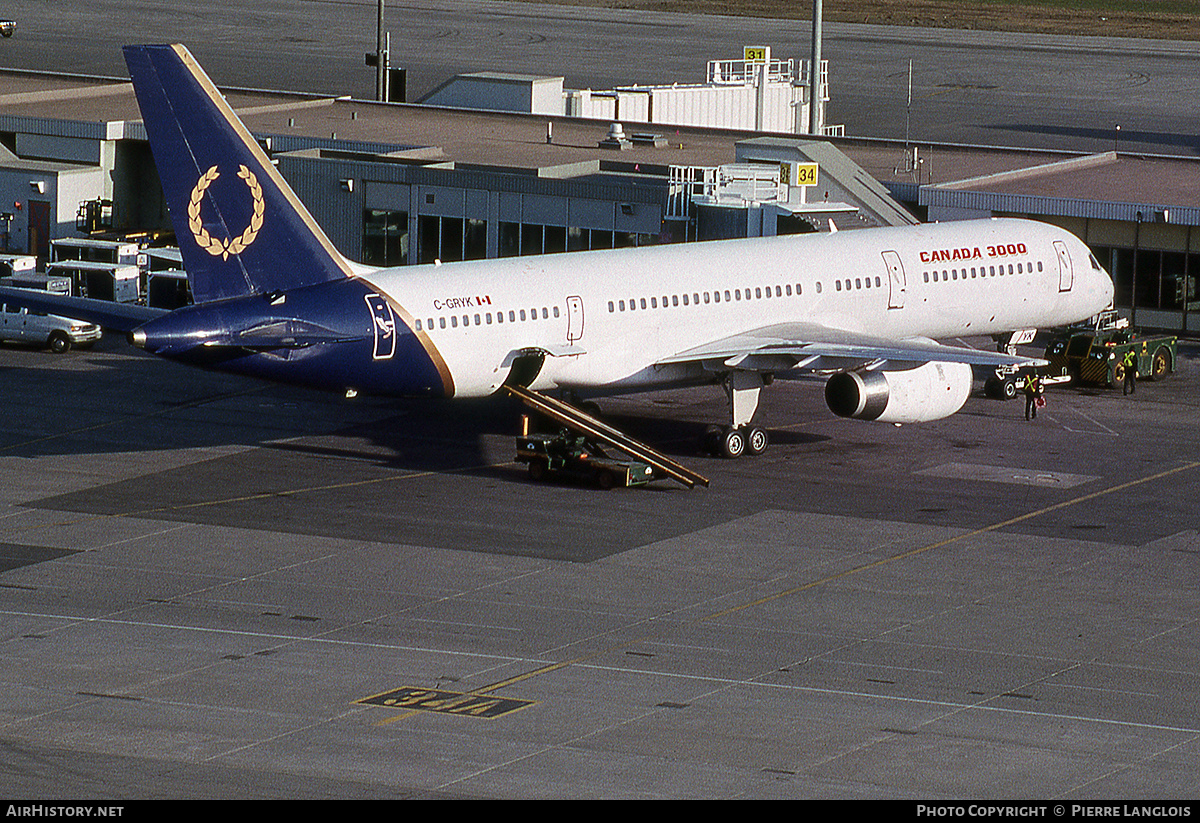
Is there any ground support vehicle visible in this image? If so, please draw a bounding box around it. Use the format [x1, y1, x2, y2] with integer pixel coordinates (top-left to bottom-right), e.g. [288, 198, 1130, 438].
[505, 387, 708, 489]
[1043, 312, 1176, 388]
[516, 429, 655, 489]
[985, 365, 1070, 400]
[0, 303, 101, 352]
[983, 328, 1058, 400]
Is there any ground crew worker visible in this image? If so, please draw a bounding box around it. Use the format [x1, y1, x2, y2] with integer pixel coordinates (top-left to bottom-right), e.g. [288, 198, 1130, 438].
[1122, 349, 1138, 395]
[1023, 372, 1043, 420]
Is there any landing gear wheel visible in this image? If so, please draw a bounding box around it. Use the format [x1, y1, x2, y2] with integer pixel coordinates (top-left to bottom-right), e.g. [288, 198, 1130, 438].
[985, 377, 1016, 400]
[720, 427, 745, 459]
[700, 424, 723, 455]
[744, 426, 768, 456]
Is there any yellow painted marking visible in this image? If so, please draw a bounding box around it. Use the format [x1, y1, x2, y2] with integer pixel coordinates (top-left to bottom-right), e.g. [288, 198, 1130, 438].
[0, 377, 520, 542]
[374, 710, 421, 726]
[360, 686, 535, 722]
[378, 459, 1200, 720]
[703, 460, 1200, 621]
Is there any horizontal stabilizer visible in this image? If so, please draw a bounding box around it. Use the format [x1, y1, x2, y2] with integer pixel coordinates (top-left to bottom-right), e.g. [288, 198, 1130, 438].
[0, 286, 167, 332]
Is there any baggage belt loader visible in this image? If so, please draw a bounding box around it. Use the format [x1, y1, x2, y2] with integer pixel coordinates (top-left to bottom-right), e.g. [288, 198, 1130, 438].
[506, 386, 709, 490]
[515, 419, 656, 490]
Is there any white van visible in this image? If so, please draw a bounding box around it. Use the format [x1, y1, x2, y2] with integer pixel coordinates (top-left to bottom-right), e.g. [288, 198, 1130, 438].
[0, 303, 102, 352]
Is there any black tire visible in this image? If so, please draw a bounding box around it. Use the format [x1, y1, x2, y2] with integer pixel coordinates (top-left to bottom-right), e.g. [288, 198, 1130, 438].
[527, 460, 547, 482]
[595, 469, 617, 490]
[1150, 347, 1172, 381]
[745, 426, 768, 456]
[700, 424, 723, 455]
[47, 331, 71, 354]
[1002, 378, 1018, 400]
[1111, 362, 1125, 388]
[720, 427, 745, 459]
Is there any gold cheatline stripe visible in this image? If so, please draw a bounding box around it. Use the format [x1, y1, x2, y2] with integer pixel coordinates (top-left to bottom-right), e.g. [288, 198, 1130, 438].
[172, 43, 455, 397]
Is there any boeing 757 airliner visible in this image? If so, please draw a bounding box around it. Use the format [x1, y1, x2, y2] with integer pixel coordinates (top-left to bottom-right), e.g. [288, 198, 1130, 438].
[0, 45, 1114, 459]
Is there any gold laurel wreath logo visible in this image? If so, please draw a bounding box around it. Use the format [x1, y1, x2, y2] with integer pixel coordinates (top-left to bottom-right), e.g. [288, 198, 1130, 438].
[187, 164, 265, 260]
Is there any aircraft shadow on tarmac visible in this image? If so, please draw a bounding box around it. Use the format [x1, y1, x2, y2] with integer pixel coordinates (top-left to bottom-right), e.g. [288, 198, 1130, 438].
[1, 339, 829, 474]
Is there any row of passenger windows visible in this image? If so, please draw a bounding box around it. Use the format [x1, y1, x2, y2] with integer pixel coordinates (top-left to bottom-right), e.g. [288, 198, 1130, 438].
[413, 259, 1048, 333]
[414, 306, 560, 332]
[923, 260, 1043, 283]
[608, 282, 803, 313]
[836, 276, 883, 292]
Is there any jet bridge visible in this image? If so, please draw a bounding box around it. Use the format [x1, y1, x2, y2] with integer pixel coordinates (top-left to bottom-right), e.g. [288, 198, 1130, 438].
[504, 385, 709, 489]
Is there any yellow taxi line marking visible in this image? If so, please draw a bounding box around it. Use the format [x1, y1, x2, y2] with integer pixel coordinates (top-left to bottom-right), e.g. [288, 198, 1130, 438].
[702, 460, 1200, 622]
[374, 710, 422, 726]
[372, 460, 1200, 725]
[371, 637, 647, 723]
[475, 641, 642, 696]
[115, 461, 519, 518]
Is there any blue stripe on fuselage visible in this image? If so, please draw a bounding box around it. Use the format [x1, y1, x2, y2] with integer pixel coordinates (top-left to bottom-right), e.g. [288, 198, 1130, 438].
[134, 278, 446, 397]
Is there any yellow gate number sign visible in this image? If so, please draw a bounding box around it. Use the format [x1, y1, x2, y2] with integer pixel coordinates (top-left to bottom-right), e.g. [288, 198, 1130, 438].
[782, 162, 819, 187]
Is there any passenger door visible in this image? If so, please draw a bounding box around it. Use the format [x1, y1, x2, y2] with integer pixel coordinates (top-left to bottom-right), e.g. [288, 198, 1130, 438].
[882, 250, 906, 309]
[1054, 240, 1074, 292]
[1, 303, 26, 342]
[566, 295, 584, 343]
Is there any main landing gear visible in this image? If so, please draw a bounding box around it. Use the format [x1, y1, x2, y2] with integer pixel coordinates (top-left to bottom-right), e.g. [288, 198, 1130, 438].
[702, 423, 769, 459]
[700, 371, 770, 459]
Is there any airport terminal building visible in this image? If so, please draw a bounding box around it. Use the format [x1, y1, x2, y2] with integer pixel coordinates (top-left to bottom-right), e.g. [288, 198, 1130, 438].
[0, 61, 1198, 332]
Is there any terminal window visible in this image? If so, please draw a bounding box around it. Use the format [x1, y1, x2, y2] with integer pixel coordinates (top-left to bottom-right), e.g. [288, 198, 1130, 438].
[363, 209, 408, 267]
[418, 216, 487, 264]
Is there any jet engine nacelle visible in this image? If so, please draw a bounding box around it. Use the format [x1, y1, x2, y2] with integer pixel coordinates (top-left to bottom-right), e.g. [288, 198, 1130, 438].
[824, 361, 973, 424]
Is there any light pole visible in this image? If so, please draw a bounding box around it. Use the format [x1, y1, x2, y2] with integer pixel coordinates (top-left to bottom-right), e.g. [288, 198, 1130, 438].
[808, 0, 822, 135]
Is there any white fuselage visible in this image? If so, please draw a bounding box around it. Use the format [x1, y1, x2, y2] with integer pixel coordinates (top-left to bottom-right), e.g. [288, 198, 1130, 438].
[362, 218, 1113, 398]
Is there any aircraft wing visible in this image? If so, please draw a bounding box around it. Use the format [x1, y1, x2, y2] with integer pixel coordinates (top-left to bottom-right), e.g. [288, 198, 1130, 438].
[655, 321, 1047, 372]
[0, 286, 168, 332]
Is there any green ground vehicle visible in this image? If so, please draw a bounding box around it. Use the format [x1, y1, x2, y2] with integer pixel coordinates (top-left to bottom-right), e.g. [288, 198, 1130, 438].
[516, 429, 656, 489]
[1044, 310, 1177, 388]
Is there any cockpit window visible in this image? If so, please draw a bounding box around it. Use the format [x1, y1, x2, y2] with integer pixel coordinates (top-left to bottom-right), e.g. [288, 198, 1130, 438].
[1090, 254, 1102, 271]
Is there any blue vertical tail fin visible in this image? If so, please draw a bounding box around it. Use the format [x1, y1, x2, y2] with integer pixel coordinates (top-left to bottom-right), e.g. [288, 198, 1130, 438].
[123, 44, 353, 303]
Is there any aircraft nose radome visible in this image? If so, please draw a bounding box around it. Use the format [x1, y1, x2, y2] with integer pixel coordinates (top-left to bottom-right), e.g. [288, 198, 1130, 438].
[1096, 264, 1116, 306]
